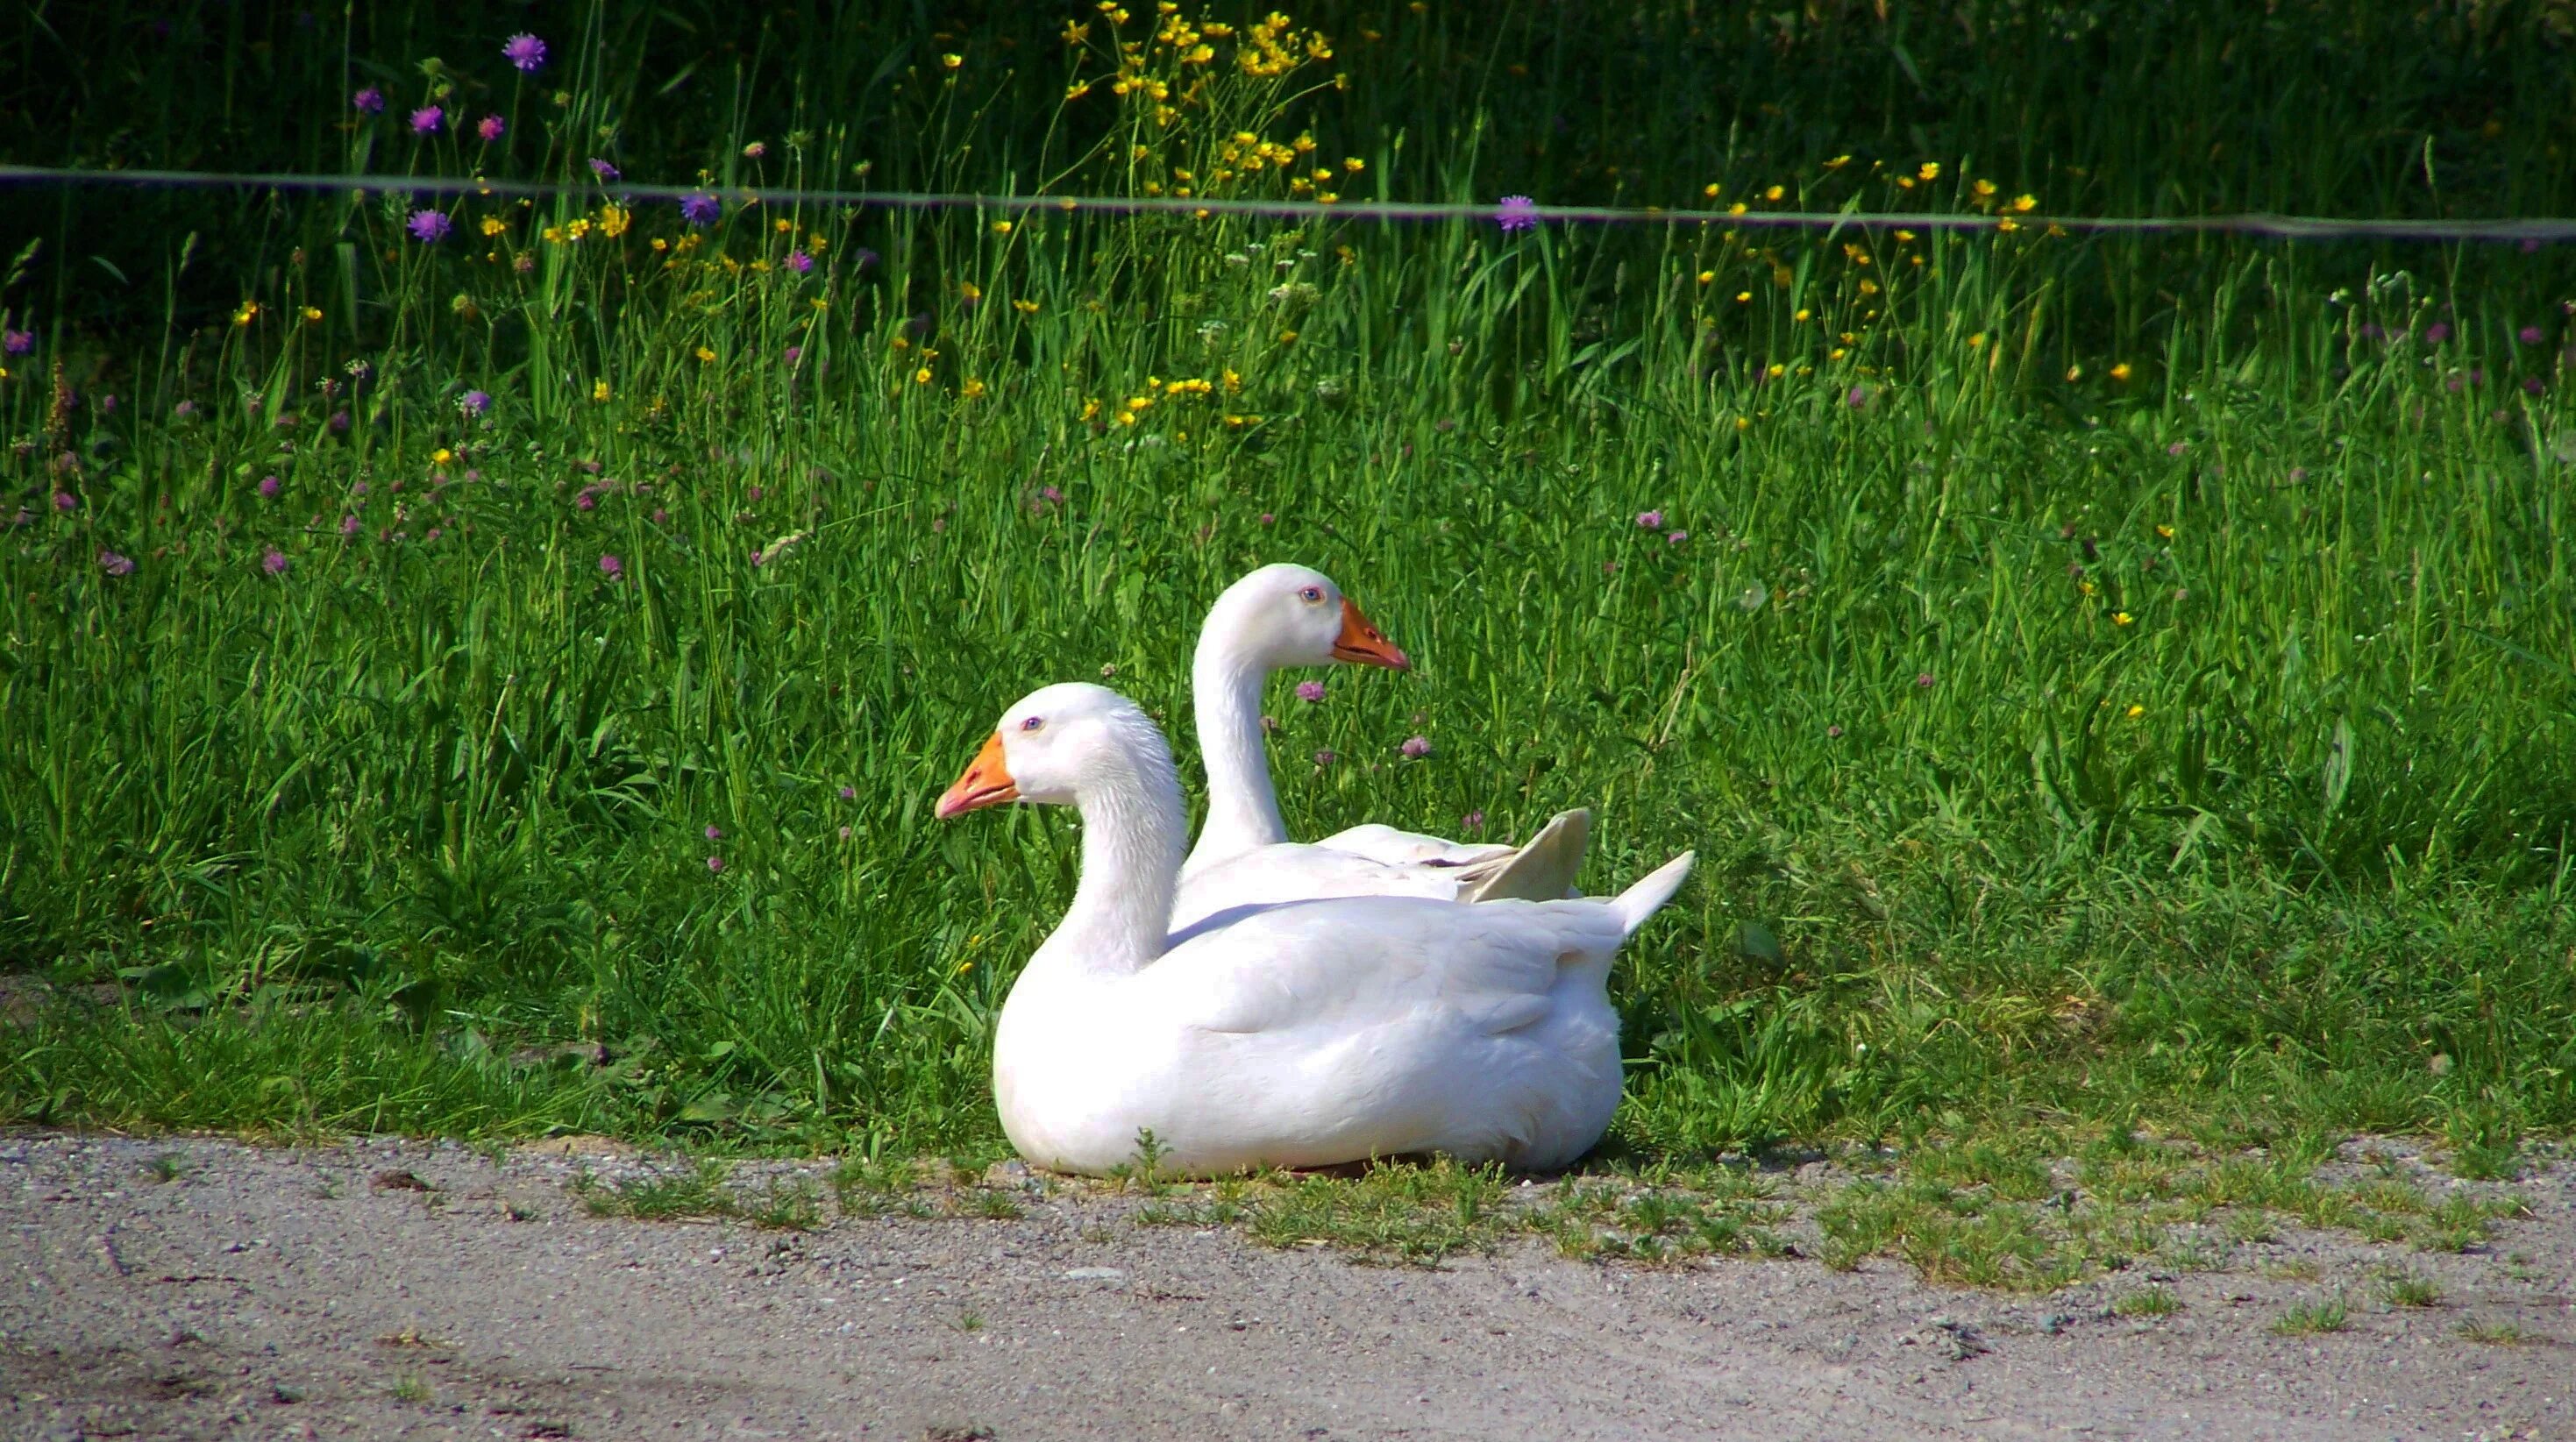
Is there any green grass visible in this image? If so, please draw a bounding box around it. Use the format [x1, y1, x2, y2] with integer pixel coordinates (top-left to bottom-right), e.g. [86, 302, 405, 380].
[2113, 1285, 2181, 1318]
[2374, 1270, 2444, 1308]
[4, 3, 2576, 1182]
[2272, 1296, 2352, 1336]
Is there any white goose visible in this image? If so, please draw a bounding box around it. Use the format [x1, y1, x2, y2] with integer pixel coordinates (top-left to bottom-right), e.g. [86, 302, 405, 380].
[1175, 563, 1587, 931]
[937, 682, 1693, 1176]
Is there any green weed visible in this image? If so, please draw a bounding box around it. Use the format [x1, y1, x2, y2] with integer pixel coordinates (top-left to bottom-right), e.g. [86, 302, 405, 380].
[2272, 1297, 2351, 1336]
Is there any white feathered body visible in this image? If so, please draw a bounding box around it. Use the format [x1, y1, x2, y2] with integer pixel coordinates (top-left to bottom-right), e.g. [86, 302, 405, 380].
[994, 893, 1628, 1176]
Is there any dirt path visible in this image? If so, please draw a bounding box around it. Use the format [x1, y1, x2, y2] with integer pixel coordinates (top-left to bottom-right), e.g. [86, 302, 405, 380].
[4, 1133, 2569, 1440]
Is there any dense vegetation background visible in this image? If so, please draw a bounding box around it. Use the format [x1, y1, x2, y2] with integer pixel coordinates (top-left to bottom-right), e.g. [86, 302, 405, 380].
[2, 1, 2571, 1168]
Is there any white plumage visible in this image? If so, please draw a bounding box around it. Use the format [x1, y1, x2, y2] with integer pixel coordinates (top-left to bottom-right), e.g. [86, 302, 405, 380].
[940, 682, 1693, 1177]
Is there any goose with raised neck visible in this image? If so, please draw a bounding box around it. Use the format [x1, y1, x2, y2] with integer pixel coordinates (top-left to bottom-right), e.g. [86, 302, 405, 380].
[1171, 564, 1588, 929]
[939, 681, 1696, 1178]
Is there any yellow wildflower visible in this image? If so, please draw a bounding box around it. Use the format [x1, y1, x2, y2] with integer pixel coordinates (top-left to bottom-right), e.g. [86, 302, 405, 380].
[1735, 291, 1751, 303]
[1012, 298, 1040, 315]
[431, 448, 453, 465]
[1063, 19, 1090, 42]
[2010, 194, 2038, 213]
[942, 53, 962, 68]
[599, 204, 630, 238]
[1918, 161, 1941, 181]
[1066, 80, 1093, 100]
[1968, 332, 1988, 348]
[1762, 184, 1784, 202]
[1080, 398, 1101, 422]
[1697, 270, 1716, 285]
[958, 281, 982, 302]
[2114, 612, 2135, 626]
[2126, 705, 2145, 718]
[695, 346, 716, 362]
[2155, 524, 2175, 539]
[993, 220, 1014, 234]
[962, 379, 988, 399]
[2110, 363, 2133, 382]
[301, 306, 324, 323]
[480, 216, 506, 237]
[914, 366, 934, 385]
[592, 380, 611, 402]
[232, 302, 259, 326]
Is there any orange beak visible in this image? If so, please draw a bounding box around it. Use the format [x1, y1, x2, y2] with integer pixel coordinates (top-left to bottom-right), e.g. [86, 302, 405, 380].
[936, 733, 1020, 819]
[1330, 596, 1410, 670]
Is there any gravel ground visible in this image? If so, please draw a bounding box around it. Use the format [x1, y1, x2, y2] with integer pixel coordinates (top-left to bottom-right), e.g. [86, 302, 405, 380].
[4, 1132, 2570, 1440]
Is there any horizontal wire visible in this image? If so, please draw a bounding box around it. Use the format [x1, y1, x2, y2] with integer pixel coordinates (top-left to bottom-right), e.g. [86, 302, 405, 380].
[6, 163, 2576, 243]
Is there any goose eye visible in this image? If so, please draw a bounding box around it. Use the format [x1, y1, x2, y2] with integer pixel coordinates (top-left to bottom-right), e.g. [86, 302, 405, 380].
[1299, 586, 1324, 603]
[1020, 716, 1044, 732]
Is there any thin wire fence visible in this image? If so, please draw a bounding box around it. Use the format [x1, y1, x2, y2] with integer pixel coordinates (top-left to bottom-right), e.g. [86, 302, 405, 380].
[7, 164, 2576, 244]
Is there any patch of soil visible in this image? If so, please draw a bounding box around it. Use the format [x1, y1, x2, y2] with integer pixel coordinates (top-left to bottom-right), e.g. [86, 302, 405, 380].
[2, 1133, 2569, 1440]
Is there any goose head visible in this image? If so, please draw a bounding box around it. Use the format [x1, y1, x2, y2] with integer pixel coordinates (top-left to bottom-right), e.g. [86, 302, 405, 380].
[1201, 563, 1408, 672]
[936, 682, 1169, 817]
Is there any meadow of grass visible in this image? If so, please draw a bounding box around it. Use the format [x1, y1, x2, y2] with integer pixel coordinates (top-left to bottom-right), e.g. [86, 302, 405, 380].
[2, 3, 2573, 1178]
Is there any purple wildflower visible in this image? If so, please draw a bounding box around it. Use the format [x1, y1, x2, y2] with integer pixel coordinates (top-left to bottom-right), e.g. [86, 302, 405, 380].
[2520, 325, 2545, 345]
[502, 32, 547, 73]
[340, 515, 361, 537]
[704, 824, 722, 842]
[53, 491, 75, 512]
[1495, 195, 1540, 233]
[2526, 376, 2547, 395]
[173, 400, 196, 417]
[258, 475, 281, 497]
[1846, 385, 1870, 409]
[1313, 749, 1337, 768]
[1667, 529, 1688, 545]
[409, 105, 443, 135]
[1400, 735, 1431, 759]
[1294, 680, 1327, 704]
[1040, 484, 1064, 504]
[1461, 810, 1484, 832]
[783, 345, 802, 366]
[352, 87, 385, 114]
[460, 389, 490, 415]
[262, 548, 290, 575]
[680, 193, 722, 227]
[2166, 442, 2188, 456]
[2425, 322, 2452, 345]
[838, 825, 854, 841]
[1635, 509, 1662, 529]
[706, 856, 725, 874]
[476, 114, 505, 142]
[1258, 512, 1275, 525]
[589, 157, 619, 181]
[1915, 672, 1936, 688]
[839, 785, 857, 800]
[852, 248, 880, 271]
[1826, 724, 1844, 738]
[786, 250, 815, 274]
[99, 550, 135, 577]
[97, 394, 116, 414]
[330, 410, 351, 433]
[408, 210, 452, 244]
[600, 553, 623, 579]
[1, 330, 30, 356]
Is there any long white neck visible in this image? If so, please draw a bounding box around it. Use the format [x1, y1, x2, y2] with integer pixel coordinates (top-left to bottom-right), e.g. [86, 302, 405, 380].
[1184, 627, 1286, 877]
[1035, 721, 1189, 979]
